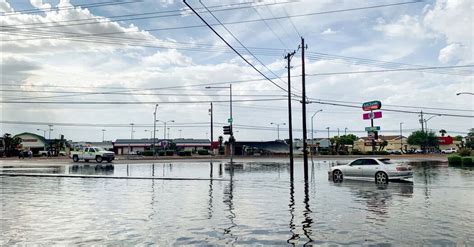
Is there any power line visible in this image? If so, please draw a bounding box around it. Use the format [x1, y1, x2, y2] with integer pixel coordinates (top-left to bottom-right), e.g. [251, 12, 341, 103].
[184, 0, 289, 93]
[306, 65, 474, 76]
[0, 98, 288, 104]
[1, 0, 143, 16]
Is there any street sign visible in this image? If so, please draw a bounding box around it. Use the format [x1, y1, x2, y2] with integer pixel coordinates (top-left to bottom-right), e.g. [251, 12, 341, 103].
[363, 111, 382, 120]
[367, 131, 376, 140]
[228, 118, 233, 123]
[362, 101, 382, 111]
[365, 126, 381, 132]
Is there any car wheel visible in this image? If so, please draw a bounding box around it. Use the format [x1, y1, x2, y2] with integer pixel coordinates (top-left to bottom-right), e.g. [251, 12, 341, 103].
[72, 155, 79, 163]
[333, 170, 343, 182]
[375, 172, 388, 184]
[95, 156, 103, 163]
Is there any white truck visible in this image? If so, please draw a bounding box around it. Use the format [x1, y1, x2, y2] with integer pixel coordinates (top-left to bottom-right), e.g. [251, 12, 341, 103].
[70, 147, 115, 163]
[441, 147, 457, 154]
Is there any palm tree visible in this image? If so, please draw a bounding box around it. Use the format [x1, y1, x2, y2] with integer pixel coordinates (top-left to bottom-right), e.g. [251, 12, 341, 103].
[439, 129, 447, 137]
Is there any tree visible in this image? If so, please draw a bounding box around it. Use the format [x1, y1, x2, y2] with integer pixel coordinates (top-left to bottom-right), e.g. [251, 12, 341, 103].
[2, 133, 22, 157]
[407, 131, 438, 151]
[332, 134, 359, 152]
[453, 135, 463, 141]
[378, 140, 388, 151]
[466, 128, 474, 149]
[439, 129, 447, 137]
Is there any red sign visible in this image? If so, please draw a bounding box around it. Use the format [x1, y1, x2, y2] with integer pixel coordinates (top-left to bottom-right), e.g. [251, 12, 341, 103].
[362, 101, 382, 111]
[438, 136, 453, 145]
[363, 111, 382, 120]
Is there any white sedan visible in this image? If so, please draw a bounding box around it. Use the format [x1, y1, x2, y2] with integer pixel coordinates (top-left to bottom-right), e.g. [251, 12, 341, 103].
[330, 158, 412, 184]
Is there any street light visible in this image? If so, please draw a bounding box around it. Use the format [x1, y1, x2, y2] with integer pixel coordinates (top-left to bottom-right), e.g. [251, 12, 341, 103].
[167, 127, 170, 139]
[156, 120, 174, 140]
[37, 128, 47, 138]
[424, 115, 441, 132]
[344, 127, 348, 136]
[270, 122, 286, 140]
[326, 127, 330, 148]
[311, 109, 323, 141]
[205, 84, 233, 164]
[47, 124, 53, 139]
[456, 92, 474, 96]
[101, 129, 106, 142]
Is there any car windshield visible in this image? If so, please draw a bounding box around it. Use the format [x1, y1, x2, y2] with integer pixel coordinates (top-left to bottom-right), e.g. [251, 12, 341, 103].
[379, 159, 392, 164]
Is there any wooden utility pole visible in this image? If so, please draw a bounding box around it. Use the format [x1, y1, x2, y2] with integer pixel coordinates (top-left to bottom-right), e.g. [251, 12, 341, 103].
[285, 51, 296, 179]
[210, 102, 214, 153]
[300, 37, 309, 181]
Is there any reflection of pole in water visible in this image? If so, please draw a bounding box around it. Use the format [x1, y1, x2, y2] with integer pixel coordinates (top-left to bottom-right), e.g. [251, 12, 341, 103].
[127, 164, 129, 176]
[208, 162, 214, 219]
[302, 182, 314, 245]
[148, 177, 157, 221]
[152, 164, 155, 177]
[223, 166, 237, 243]
[219, 163, 223, 177]
[287, 178, 299, 244]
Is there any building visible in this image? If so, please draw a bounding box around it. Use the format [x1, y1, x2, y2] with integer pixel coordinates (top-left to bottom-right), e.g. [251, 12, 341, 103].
[13, 132, 68, 155]
[113, 138, 211, 155]
[71, 141, 114, 151]
[354, 135, 461, 152]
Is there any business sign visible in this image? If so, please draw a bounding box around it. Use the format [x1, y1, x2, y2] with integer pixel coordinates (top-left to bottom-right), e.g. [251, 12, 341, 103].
[365, 126, 381, 132]
[367, 131, 376, 140]
[438, 136, 454, 145]
[362, 101, 382, 111]
[363, 111, 382, 120]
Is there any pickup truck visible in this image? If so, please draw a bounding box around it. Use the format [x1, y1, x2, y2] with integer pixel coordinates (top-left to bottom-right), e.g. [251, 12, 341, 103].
[70, 147, 115, 163]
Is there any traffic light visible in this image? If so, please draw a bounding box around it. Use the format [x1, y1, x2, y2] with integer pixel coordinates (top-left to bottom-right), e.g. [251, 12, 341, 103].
[223, 125, 232, 135]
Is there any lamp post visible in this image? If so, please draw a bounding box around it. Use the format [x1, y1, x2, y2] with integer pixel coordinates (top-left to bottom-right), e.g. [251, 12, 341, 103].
[326, 127, 330, 149]
[344, 127, 348, 136]
[205, 84, 233, 164]
[156, 120, 174, 140]
[400, 122, 404, 152]
[456, 92, 474, 96]
[129, 123, 135, 155]
[424, 115, 441, 132]
[311, 110, 323, 141]
[179, 129, 182, 138]
[153, 104, 159, 156]
[37, 128, 47, 139]
[101, 129, 106, 142]
[47, 124, 53, 139]
[270, 122, 286, 140]
[337, 128, 340, 138]
[167, 127, 170, 139]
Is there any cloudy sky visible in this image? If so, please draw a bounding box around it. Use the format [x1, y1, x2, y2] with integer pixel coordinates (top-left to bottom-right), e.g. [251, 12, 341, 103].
[1, 0, 473, 142]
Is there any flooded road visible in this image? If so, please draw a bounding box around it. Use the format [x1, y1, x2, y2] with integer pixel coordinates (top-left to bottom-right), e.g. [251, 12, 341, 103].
[1, 160, 473, 245]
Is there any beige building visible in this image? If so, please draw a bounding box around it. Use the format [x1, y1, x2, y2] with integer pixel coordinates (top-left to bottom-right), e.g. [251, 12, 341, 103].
[354, 135, 462, 152]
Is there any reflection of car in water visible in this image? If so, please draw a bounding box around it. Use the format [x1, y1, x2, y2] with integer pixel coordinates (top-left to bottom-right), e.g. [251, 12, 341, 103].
[330, 158, 412, 184]
[69, 164, 114, 175]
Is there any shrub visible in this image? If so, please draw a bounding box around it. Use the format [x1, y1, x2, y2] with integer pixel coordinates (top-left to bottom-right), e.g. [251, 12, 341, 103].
[448, 155, 462, 166]
[143, 150, 154, 156]
[374, 151, 389, 155]
[351, 149, 363, 155]
[458, 148, 472, 157]
[158, 151, 165, 156]
[319, 151, 329, 155]
[178, 151, 192, 156]
[165, 150, 174, 156]
[197, 149, 209, 155]
[461, 157, 473, 167]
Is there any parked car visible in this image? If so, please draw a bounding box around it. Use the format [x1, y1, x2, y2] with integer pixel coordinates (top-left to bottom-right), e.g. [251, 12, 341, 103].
[330, 158, 412, 184]
[387, 149, 402, 155]
[70, 147, 115, 163]
[441, 148, 457, 154]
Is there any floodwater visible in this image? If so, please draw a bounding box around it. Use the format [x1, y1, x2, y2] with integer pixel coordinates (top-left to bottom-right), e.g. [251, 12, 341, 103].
[1, 159, 473, 245]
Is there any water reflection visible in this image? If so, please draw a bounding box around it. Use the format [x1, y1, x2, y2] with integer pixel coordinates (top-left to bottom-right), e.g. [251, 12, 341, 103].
[208, 162, 214, 219]
[69, 165, 114, 176]
[302, 182, 314, 245]
[287, 179, 299, 244]
[223, 165, 237, 244]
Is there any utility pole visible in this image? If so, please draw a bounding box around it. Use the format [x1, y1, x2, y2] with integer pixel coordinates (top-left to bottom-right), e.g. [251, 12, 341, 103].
[337, 128, 340, 138]
[230, 84, 233, 165]
[344, 128, 347, 136]
[285, 51, 296, 179]
[400, 122, 404, 152]
[210, 102, 213, 151]
[300, 37, 309, 181]
[420, 110, 425, 133]
[102, 129, 106, 142]
[48, 124, 53, 139]
[153, 104, 158, 156]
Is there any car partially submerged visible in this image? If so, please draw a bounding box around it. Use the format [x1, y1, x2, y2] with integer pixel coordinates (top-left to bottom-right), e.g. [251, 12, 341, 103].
[330, 158, 412, 184]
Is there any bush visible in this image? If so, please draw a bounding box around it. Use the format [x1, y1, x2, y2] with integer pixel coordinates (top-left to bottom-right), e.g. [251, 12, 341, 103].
[458, 148, 472, 157]
[143, 150, 154, 156]
[462, 157, 473, 167]
[178, 151, 192, 156]
[165, 150, 174, 156]
[448, 155, 462, 166]
[374, 151, 389, 155]
[319, 151, 329, 155]
[197, 149, 209, 155]
[158, 151, 165, 156]
[351, 149, 363, 155]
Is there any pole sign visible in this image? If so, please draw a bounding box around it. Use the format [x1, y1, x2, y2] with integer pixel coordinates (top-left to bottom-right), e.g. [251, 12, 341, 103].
[365, 126, 381, 132]
[228, 118, 233, 123]
[367, 131, 376, 140]
[363, 111, 383, 120]
[362, 101, 382, 111]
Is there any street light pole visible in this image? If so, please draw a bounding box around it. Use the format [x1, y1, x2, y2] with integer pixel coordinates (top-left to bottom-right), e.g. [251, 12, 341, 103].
[37, 129, 46, 139]
[326, 127, 330, 149]
[270, 122, 286, 140]
[424, 115, 441, 133]
[400, 122, 404, 152]
[48, 124, 53, 139]
[344, 128, 348, 136]
[153, 104, 158, 156]
[456, 92, 474, 96]
[102, 129, 106, 142]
